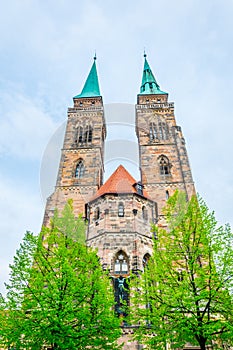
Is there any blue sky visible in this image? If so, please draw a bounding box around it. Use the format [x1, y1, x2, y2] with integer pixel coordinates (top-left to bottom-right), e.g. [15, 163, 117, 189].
[0, 0, 233, 294]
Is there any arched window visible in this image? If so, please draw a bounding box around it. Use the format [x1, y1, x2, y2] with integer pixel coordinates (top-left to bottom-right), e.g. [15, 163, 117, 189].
[83, 129, 87, 143]
[166, 190, 170, 200]
[158, 121, 169, 140]
[149, 122, 157, 141]
[114, 251, 129, 274]
[142, 253, 151, 269]
[83, 125, 92, 143]
[158, 122, 164, 139]
[142, 206, 148, 221]
[77, 126, 83, 144]
[158, 155, 171, 176]
[118, 203, 124, 217]
[75, 160, 85, 178]
[76, 125, 92, 144]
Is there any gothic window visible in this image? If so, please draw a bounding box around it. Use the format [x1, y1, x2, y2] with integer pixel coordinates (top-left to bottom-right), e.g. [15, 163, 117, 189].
[76, 125, 92, 144]
[75, 160, 85, 178]
[142, 253, 151, 269]
[84, 125, 93, 143]
[76, 126, 83, 144]
[158, 155, 171, 176]
[166, 190, 170, 200]
[83, 129, 87, 143]
[158, 121, 169, 140]
[149, 122, 157, 141]
[142, 206, 148, 221]
[118, 203, 124, 217]
[114, 251, 129, 274]
[158, 122, 164, 139]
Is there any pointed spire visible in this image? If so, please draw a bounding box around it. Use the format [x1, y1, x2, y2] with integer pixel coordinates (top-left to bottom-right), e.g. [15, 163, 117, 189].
[74, 55, 101, 98]
[140, 53, 167, 95]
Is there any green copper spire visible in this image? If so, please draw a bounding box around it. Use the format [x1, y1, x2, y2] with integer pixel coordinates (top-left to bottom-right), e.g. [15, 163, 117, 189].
[74, 55, 101, 98]
[140, 54, 167, 95]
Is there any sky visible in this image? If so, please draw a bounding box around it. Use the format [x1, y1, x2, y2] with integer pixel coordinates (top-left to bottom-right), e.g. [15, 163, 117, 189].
[0, 0, 233, 295]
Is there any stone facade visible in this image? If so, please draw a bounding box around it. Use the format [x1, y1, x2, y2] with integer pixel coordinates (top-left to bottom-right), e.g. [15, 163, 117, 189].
[136, 93, 195, 215]
[43, 96, 106, 225]
[86, 192, 155, 273]
[43, 57, 197, 350]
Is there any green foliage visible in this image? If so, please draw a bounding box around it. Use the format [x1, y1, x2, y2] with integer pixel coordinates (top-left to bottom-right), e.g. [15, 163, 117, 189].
[131, 191, 233, 350]
[0, 231, 39, 348]
[52, 199, 86, 245]
[1, 202, 121, 349]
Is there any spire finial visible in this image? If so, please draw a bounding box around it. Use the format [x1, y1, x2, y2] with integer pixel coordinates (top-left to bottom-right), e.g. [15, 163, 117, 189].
[144, 48, 147, 58]
[94, 51, 97, 60]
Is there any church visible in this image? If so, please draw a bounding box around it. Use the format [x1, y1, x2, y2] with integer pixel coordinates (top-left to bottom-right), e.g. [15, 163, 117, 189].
[44, 53, 195, 277]
[43, 54, 196, 348]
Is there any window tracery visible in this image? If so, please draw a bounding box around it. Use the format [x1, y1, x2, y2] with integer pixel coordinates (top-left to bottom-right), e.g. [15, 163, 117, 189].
[75, 160, 85, 178]
[114, 251, 129, 274]
[149, 118, 169, 141]
[158, 155, 171, 176]
[76, 125, 93, 145]
[149, 122, 157, 140]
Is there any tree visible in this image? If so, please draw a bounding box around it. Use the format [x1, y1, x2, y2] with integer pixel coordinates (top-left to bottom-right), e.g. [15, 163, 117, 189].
[131, 191, 233, 350]
[1, 201, 121, 349]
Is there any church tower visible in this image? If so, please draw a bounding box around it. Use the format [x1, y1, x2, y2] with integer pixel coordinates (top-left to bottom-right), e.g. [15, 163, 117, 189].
[136, 54, 195, 215]
[43, 57, 106, 225]
[42, 54, 197, 349]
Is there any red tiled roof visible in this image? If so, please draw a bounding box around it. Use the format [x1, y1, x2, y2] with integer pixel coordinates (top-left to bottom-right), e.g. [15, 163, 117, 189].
[89, 165, 149, 201]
